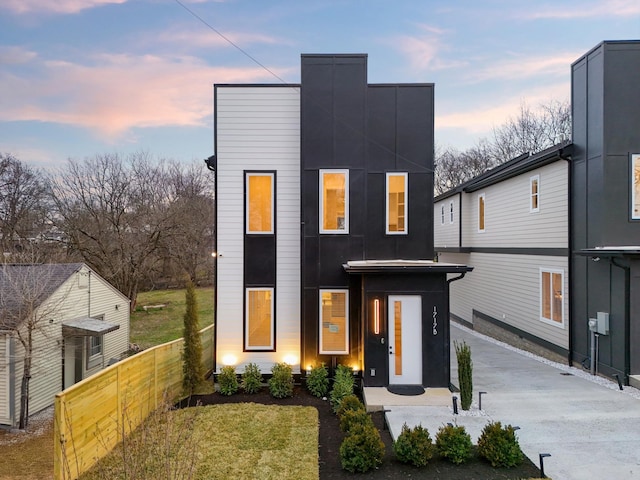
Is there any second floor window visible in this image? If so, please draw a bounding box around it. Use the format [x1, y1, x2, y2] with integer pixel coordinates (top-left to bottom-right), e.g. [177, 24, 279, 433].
[386, 173, 407, 234]
[478, 193, 485, 232]
[320, 169, 349, 234]
[246, 172, 274, 234]
[530, 175, 540, 213]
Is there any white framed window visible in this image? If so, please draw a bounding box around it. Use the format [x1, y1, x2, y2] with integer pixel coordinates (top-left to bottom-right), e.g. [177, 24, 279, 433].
[449, 200, 454, 224]
[319, 289, 349, 354]
[440, 204, 445, 225]
[245, 288, 274, 350]
[540, 268, 564, 327]
[86, 315, 104, 369]
[478, 193, 485, 232]
[246, 172, 274, 234]
[530, 175, 540, 213]
[320, 169, 349, 234]
[386, 172, 408, 234]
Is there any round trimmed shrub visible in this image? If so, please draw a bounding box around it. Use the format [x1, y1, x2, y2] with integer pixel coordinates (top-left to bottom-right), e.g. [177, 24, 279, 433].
[393, 423, 434, 467]
[435, 423, 473, 464]
[268, 362, 294, 398]
[218, 365, 238, 396]
[306, 363, 329, 397]
[241, 363, 263, 394]
[339, 409, 372, 433]
[339, 424, 385, 473]
[336, 394, 366, 419]
[477, 421, 524, 468]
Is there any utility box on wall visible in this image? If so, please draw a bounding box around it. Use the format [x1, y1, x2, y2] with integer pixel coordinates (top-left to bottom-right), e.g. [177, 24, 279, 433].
[589, 311, 610, 335]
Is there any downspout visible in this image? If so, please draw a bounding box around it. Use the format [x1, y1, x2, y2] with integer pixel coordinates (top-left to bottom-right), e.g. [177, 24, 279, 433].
[560, 147, 573, 367]
[611, 257, 631, 385]
[446, 272, 468, 388]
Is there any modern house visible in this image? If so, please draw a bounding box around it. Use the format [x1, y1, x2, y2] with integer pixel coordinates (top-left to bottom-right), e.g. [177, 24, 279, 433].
[435, 40, 640, 387]
[211, 54, 470, 389]
[0, 263, 130, 428]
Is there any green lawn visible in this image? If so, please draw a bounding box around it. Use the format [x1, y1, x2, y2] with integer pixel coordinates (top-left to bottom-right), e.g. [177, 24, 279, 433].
[80, 403, 319, 480]
[130, 287, 214, 349]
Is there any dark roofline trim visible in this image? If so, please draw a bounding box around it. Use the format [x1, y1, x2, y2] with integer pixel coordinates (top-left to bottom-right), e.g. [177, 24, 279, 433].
[343, 263, 473, 275]
[434, 141, 573, 201]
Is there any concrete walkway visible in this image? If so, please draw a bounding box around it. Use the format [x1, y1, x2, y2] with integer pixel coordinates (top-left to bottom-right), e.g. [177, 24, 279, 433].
[384, 323, 640, 480]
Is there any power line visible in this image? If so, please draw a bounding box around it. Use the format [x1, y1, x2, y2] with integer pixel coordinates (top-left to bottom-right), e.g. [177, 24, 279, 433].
[172, 0, 434, 174]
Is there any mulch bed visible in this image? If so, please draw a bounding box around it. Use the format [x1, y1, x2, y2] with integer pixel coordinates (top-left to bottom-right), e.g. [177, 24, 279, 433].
[180, 385, 543, 480]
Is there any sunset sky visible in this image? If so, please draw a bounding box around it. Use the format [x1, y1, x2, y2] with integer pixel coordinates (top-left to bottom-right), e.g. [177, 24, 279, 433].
[1, 0, 639, 168]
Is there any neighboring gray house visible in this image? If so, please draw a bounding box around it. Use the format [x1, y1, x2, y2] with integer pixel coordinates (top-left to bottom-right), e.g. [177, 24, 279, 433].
[0, 263, 129, 428]
[435, 40, 640, 387]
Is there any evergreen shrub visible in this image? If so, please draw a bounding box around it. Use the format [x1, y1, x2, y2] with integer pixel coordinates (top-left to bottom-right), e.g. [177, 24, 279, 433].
[339, 424, 385, 473]
[241, 363, 262, 394]
[393, 423, 434, 467]
[306, 363, 329, 397]
[268, 362, 294, 398]
[435, 423, 473, 464]
[330, 365, 354, 413]
[218, 365, 238, 396]
[455, 340, 473, 410]
[477, 421, 524, 468]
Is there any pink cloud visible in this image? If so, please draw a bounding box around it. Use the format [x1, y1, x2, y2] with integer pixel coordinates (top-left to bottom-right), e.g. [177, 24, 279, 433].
[464, 53, 579, 84]
[0, 46, 38, 64]
[0, 53, 291, 138]
[391, 25, 467, 73]
[1, 0, 126, 15]
[154, 28, 285, 50]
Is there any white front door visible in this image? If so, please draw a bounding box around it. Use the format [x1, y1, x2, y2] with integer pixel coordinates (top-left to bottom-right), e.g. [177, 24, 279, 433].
[388, 295, 422, 385]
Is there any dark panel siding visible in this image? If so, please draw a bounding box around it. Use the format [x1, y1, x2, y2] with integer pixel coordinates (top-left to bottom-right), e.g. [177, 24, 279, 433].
[244, 236, 276, 286]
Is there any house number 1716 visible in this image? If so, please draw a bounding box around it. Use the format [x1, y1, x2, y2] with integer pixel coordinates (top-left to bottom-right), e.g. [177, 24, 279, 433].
[432, 306, 438, 336]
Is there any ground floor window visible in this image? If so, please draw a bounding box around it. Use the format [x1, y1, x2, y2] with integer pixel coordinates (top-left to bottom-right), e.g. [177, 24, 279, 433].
[245, 288, 274, 350]
[319, 289, 349, 354]
[540, 268, 564, 326]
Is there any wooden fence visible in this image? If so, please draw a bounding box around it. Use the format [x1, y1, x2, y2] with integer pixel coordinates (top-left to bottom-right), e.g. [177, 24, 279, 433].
[53, 324, 214, 480]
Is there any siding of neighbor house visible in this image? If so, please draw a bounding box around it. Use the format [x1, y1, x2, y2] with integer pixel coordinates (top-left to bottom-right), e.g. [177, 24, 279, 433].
[435, 159, 569, 350]
[215, 85, 301, 372]
[8, 265, 129, 424]
[0, 334, 9, 424]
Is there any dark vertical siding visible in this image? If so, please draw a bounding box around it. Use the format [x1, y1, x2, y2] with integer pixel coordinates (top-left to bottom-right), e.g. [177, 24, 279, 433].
[570, 41, 640, 379]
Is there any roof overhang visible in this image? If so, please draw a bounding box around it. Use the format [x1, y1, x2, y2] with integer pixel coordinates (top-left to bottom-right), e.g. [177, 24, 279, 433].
[343, 259, 473, 275]
[577, 246, 640, 258]
[62, 317, 120, 337]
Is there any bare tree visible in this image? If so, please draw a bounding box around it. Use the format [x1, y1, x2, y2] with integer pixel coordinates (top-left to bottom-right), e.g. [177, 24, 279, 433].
[162, 161, 214, 284]
[435, 99, 571, 194]
[0, 154, 49, 253]
[0, 262, 73, 428]
[49, 152, 177, 311]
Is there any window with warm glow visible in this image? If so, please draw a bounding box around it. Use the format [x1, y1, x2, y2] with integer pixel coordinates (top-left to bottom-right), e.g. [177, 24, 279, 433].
[540, 269, 564, 326]
[246, 173, 274, 234]
[319, 290, 348, 354]
[386, 173, 407, 234]
[245, 288, 274, 350]
[478, 193, 485, 232]
[320, 170, 348, 233]
[530, 175, 540, 213]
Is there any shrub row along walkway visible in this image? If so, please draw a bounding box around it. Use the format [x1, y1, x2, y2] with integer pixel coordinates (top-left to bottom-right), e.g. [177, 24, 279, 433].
[385, 323, 640, 480]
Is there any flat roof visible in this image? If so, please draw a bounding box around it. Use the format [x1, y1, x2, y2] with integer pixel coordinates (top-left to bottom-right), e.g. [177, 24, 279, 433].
[343, 259, 472, 274]
[578, 246, 640, 256]
[62, 317, 120, 337]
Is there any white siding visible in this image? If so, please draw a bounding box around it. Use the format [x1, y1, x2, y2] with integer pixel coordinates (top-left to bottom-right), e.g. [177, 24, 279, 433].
[434, 195, 460, 248]
[9, 265, 130, 425]
[216, 86, 301, 372]
[461, 161, 568, 248]
[441, 251, 569, 349]
[0, 334, 9, 425]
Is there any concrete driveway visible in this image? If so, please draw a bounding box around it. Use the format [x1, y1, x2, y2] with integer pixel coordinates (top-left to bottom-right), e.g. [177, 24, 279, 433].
[385, 323, 640, 480]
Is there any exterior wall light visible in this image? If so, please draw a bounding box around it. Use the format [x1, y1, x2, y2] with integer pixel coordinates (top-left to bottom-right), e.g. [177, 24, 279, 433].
[373, 298, 380, 334]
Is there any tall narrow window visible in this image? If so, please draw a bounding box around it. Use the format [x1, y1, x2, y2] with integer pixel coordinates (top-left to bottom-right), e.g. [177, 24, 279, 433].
[246, 173, 274, 234]
[245, 288, 274, 350]
[319, 290, 349, 354]
[386, 172, 408, 234]
[530, 175, 540, 213]
[478, 193, 485, 232]
[440, 205, 445, 225]
[86, 315, 104, 369]
[540, 269, 564, 326]
[320, 170, 349, 234]
[449, 200, 454, 224]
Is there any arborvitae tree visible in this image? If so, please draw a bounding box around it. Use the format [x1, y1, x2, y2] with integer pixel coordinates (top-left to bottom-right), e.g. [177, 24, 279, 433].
[455, 340, 473, 410]
[182, 280, 204, 395]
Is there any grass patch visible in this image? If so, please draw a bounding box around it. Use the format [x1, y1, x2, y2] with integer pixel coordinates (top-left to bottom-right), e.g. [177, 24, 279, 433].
[130, 287, 214, 349]
[80, 403, 319, 480]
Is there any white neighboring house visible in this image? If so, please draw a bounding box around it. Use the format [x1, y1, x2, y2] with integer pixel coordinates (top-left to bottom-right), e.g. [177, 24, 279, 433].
[0, 263, 130, 428]
[434, 143, 572, 361]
